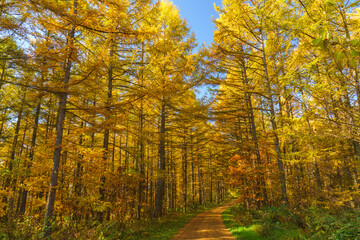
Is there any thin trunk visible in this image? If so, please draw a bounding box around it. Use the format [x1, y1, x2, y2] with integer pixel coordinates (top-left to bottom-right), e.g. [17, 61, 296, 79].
[45, 104, 51, 136]
[137, 107, 144, 219]
[167, 142, 171, 210]
[125, 121, 129, 169]
[19, 99, 41, 216]
[5, 103, 24, 189]
[145, 148, 149, 207]
[217, 181, 220, 204]
[261, 33, 288, 206]
[183, 134, 187, 212]
[98, 47, 114, 222]
[6, 101, 24, 217]
[119, 133, 122, 165]
[149, 147, 154, 212]
[112, 133, 115, 172]
[154, 103, 166, 218]
[209, 149, 213, 203]
[44, 1, 77, 234]
[18, 121, 28, 157]
[91, 101, 96, 148]
[137, 43, 145, 219]
[191, 136, 195, 204]
[306, 119, 322, 188]
[198, 165, 202, 205]
[241, 53, 267, 207]
[0, 60, 6, 89]
[171, 140, 175, 209]
[74, 121, 84, 221]
[0, 108, 8, 138]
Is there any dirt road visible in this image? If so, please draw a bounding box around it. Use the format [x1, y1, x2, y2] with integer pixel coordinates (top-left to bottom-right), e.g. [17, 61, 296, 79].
[172, 200, 238, 240]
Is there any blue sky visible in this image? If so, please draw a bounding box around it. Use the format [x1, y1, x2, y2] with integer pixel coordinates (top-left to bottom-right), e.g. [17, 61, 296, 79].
[169, 0, 223, 100]
[170, 0, 223, 47]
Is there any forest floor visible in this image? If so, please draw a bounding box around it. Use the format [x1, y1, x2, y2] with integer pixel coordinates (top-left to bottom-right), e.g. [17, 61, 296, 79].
[172, 199, 239, 240]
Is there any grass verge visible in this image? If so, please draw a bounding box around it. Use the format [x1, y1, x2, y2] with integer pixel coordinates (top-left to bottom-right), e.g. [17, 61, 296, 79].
[223, 204, 360, 240]
[222, 207, 263, 240]
[222, 204, 304, 240]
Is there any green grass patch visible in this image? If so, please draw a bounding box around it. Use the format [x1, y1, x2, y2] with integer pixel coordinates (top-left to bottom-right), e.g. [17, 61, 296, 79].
[223, 203, 360, 240]
[222, 204, 304, 240]
[222, 207, 263, 240]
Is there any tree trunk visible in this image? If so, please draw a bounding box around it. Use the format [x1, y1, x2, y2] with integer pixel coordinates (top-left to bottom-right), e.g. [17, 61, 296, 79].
[0, 59, 7, 89]
[137, 43, 145, 219]
[0, 108, 8, 138]
[261, 33, 288, 206]
[191, 136, 195, 204]
[240, 52, 268, 207]
[154, 103, 166, 218]
[19, 99, 41, 216]
[198, 165, 202, 205]
[98, 47, 114, 222]
[137, 107, 144, 219]
[209, 149, 213, 203]
[6, 98, 24, 217]
[44, 0, 77, 234]
[182, 133, 187, 212]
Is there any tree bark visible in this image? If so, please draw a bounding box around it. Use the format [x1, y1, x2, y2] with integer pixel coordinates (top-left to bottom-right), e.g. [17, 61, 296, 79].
[5, 97, 24, 217]
[19, 99, 41, 216]
[182, 133, 187, 212]
[44, 0, 77, 234]
[261, 33, 289, 206]
[98, 47, 113, 222]
[137, 43, 145, 220]
[154, 103, 166, 218]
[240, 51, 268, 207]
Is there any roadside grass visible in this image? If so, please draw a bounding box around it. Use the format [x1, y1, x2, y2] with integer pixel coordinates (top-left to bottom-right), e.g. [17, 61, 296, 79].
[222, 204, 304, 240]
[222, 204, 360, 239]
[222, 208, 263, 240]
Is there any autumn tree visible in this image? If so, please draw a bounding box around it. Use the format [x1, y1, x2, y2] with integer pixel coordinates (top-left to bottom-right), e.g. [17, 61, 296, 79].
[140, 0, 197, 217]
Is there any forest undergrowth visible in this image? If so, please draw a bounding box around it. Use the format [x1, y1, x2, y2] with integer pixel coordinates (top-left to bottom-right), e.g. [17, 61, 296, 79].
[223, 203, 360, 240]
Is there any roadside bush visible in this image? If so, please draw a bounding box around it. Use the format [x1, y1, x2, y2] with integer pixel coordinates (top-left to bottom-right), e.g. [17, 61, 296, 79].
[305, 207, 360, 240]
[225, 203, 360, 240]
[255, 206, 304, 239]
[229, 205, 257, 226]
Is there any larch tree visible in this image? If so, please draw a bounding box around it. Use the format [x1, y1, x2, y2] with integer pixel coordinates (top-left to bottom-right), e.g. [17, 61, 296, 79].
[143, 0, 196, 217]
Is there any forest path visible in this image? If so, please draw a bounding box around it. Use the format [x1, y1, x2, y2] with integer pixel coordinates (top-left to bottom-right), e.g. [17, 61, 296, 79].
[172, 200, 238, 240]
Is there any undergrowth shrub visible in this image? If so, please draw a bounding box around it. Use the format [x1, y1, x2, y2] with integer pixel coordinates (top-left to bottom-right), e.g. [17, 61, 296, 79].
[226, 203, 360, 240]
[229, 204, 258, 226]
[305, 207, 360, 240]
[255, 206, 304, 239]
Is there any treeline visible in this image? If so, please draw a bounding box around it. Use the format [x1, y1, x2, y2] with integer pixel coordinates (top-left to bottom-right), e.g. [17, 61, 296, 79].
[211, 0, 360, 210]
[0, 0, 228, 237]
